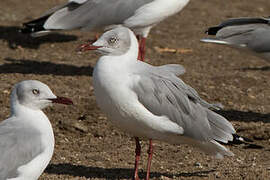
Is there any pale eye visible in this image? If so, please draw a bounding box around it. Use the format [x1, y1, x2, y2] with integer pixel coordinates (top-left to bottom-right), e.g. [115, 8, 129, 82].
[108, 37, 118, 44]
[32, 89, 40, 95]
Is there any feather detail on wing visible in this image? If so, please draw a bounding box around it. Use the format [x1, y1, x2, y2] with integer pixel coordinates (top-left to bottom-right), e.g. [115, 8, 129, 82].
[21, 0, 154, 36]
[44, 0, 154, 31]
[131, 62, 236, 158]
[156, 64, 186, 76]
[0, 119, 43, 179]
[206, 17, 269, 35]
[132, 66, 234, 141]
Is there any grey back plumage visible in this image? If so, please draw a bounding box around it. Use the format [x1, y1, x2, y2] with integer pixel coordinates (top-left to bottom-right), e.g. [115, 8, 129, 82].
[216, 24, 270, 52]
[44, 0, 154, 30]
[156, 64, 186, 76]
[202, 17, 270, 62]
[0, 118, 43, 179]
[207, 17, 270, 35]
[132, 62, 235, 143]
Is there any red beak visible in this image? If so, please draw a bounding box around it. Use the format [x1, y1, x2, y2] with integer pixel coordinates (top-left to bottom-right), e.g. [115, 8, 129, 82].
[48, 96, 73, 105]
[77, 42, 102, 52]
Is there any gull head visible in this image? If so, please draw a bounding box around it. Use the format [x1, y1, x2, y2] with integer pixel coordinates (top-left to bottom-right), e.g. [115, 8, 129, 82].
[79, 27, 133, 56]
[11, 80, 73, 110]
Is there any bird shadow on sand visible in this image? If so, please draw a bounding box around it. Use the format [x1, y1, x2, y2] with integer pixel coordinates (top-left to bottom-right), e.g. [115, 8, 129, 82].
[0, 58, 93, 76]
[0, 26, 78, 49]
[238, 66, 270, 71]
[215, 109, 270, 123]
[45, 163, 215, 179]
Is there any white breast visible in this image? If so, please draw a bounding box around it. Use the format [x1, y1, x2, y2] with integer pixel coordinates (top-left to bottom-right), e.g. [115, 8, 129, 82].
[93, 57, 183, 139]
[93, 57, 133, 123]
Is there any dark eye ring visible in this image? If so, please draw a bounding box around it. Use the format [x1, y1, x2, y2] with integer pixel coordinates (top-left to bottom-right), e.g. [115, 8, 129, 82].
[109, 37, 118, 44]
[32, 89, 40, 95]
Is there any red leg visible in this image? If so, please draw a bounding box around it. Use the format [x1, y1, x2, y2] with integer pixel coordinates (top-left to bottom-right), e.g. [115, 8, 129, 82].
[146, 139, 153, 180]
[136, 36, 146, 61]
[133, 137, 141, 180]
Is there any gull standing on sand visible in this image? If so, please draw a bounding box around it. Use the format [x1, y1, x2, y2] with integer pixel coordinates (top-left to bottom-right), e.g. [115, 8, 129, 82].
[79, 27, 252, 180]
[0, 80, 73, 180]
[21, 0, 190, 60]
[201, 17, 270, 63]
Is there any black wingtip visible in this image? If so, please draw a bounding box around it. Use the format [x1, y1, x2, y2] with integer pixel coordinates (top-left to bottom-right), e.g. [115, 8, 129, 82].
[19, 26, 34, 34]
[232, 134, 253, 144]
[230, 134, 264, 149]
[20, 24, 46, 34]
[206, 26, 222, 35]
[20, 15, 50, 34]
[216, 134, 264, 149]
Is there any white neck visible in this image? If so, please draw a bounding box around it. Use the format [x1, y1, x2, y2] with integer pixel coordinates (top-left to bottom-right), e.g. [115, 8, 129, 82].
[127, 29, 139, 60]
[8, 92, 55, 180]
[10, 89, 53, 135]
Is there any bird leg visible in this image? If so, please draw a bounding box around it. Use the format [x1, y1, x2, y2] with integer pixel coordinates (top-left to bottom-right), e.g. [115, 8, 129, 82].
[133, 137, 141, 180]
[146, 139, 153, 180]
[136, 36, 146, 61]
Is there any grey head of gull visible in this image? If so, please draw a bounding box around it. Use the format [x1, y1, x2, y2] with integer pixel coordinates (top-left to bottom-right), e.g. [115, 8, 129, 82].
[201, 17, 270, 63]
[79, 26, 261, 180]
[0, 80, 73, 180]
[20, 0, 190, 60]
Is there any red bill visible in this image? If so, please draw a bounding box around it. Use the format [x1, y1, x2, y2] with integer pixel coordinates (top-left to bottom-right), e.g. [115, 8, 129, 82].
[48, 96, 73, 105]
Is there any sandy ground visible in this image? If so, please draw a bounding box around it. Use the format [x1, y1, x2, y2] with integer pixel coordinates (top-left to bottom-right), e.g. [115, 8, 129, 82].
[0, 0, 269, 179]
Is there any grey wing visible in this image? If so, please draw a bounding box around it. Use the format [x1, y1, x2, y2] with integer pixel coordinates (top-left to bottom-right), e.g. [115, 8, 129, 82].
[136, 62, 220, 110]
[216, 24, 270, 53]
[39, 1, 74, 18]
[218, 17, 269, 27]
[207, 17, 269, 35]
[156, 64, 186, 76]
[44, 0, 154, 30]
[0, 119, 43, 179]
[132, 70, 235, 143]
[174, 79, 221, 110]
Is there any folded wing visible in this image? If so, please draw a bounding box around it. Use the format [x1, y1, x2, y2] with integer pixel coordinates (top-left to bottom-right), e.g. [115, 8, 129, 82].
[132, 64, 235, 144]
[0, 118, 43, 179]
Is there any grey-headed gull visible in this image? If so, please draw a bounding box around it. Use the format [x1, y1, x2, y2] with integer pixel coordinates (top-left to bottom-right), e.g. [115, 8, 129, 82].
[21, 0, 190, 60]
[201, 17, 270, 63]
[79, 26, 256, 180]
[0, 80, 73, 180]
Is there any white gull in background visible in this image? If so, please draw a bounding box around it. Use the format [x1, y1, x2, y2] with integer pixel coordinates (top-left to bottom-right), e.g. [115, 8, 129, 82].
[201, 17, 270, 63]
[21, 0, 190, 60]
[0, 80, 73, 180]
[79, 27, 257, 180]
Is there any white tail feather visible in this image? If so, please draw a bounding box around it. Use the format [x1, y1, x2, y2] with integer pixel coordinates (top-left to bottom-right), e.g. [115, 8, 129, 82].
[196, 140, 234, 159]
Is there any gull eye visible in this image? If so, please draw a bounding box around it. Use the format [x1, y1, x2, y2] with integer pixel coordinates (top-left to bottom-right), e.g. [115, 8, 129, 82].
[32, 89, 40, 95]
[108, 37, 118, 44]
